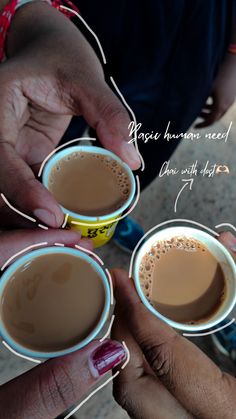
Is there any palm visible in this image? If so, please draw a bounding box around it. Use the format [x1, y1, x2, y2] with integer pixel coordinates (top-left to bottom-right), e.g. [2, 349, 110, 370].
[0, 79, 72, 227]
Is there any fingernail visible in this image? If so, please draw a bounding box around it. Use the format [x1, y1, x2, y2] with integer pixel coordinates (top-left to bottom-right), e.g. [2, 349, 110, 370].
[33, 209, 57, 226]
[121, 142, 141, 168]
[88, 340, 126, 378]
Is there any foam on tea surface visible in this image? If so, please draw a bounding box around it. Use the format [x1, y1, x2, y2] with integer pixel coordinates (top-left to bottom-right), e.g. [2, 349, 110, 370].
[1, 253, 105, 352]
[48, 152, 131, 216]
[139, 236, 226, 324]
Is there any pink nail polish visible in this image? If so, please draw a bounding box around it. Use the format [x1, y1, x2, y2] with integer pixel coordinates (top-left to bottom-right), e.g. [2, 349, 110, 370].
[89, 341, 126, 378]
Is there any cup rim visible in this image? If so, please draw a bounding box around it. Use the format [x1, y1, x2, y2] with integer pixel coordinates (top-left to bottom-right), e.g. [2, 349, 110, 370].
[42, 145, 136, 222]
[0, 246, 111, 358]
[133, 226, 236, 332]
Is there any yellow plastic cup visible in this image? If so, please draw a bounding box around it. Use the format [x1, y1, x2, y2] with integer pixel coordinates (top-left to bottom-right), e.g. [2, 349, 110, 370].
[42, 146, 136, 247]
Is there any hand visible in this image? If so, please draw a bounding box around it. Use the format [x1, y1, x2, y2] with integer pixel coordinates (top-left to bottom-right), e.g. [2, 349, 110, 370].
[196, 53, 236, 128]
[112, 232, 236, 419]
[0, 338, 126, 419]
[0, 227, 93, 266]
[0, 3, 140, 229]
[0, 228, 126, 418]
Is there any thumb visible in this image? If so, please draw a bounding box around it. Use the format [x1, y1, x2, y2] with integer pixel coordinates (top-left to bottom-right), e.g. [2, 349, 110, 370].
[112, 269, 236, 418]
[0, 340, 126, 419]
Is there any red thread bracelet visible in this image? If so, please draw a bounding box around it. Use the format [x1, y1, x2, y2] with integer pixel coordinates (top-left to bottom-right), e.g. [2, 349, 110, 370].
[0, 0, 80, 62]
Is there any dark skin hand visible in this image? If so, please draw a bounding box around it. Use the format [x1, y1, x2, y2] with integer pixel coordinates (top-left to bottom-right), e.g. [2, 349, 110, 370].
[112, 232, 236, 419]
[0, 336, 126, 419]
[0, 2, 140, 228]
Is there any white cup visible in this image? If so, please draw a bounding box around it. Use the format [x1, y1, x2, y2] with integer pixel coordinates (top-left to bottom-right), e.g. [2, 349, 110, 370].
[133, 226, 236, 332]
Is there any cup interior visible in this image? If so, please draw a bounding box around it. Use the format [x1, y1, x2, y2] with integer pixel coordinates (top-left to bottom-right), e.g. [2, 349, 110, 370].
[133, 226, 236, 332]
[0, 247, 111, 358]
[42, 145, 136, 221]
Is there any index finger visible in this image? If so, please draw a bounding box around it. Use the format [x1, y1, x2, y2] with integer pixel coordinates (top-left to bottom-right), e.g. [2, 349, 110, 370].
[113, 269, 236, 418]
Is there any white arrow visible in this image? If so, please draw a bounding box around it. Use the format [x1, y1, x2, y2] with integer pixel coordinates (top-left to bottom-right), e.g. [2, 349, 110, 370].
[174, 178, 194, 213]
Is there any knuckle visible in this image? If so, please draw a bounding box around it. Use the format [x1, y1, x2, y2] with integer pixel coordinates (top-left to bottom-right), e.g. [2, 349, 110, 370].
[145, 334, 179, 388]
[39, 360, 76, 414]
[146, 343, 171, 377]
